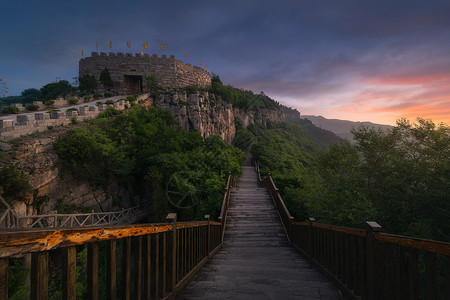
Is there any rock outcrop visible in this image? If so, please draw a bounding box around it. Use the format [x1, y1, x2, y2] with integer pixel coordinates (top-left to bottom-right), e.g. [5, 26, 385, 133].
[153, 91, 285, 144]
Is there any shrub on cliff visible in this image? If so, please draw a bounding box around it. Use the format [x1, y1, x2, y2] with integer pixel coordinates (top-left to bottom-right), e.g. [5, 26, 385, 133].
[26, 104, 40, 111]
[99, 68, 113, 91]
[68, 98, 79, 105]
[2, 106, 19, 114]
[0, 165, 32, 204]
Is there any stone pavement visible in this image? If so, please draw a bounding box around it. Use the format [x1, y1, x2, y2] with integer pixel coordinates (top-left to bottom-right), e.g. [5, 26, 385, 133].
[176, 164, 342, 299]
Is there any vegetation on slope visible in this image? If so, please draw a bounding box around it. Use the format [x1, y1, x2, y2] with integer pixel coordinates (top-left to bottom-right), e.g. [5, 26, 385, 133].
[56, 106, 245, 221]
[252, 118, 450, 242]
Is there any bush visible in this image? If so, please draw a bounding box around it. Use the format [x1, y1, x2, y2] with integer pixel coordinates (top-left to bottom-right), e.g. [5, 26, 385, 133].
[0, 165, 32, 203]
[2, 106, 20, 114]
[126, 95, 136, 101]
[84, 95, 91, 101]
[93, 93, 103, 99]
[26, 104, 40, 111]
[68, 98, 79, 105]
[96, 101, 103, 106]
[71, 117, 79, 124]
[104, 91, 113, 97]
[104, 100, 114, 105]
[67, 108, 78, 111]
[44, 100, 55, 106]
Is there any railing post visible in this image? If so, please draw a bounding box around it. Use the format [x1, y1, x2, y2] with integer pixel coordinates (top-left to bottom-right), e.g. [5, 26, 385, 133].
[308, 217, 316, 257]
[91, 210, 94, 225]
[365, 221, 381, 300]
[0, 258, 8, 300]
[166, 213, 177, 293]
[54, 210, 58, 228]
[205, 215, 211, 256]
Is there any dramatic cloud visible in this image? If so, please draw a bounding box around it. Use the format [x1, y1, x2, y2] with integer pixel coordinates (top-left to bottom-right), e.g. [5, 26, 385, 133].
[1, 0, 450, 124]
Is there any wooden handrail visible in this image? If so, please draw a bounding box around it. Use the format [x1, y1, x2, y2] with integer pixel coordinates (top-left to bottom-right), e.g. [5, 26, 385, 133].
[218, 173, 235, 242]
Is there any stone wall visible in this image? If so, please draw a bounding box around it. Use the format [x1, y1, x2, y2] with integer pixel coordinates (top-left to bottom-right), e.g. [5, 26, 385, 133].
[79, 52, 211, 94]
[0, 96, 150, 141]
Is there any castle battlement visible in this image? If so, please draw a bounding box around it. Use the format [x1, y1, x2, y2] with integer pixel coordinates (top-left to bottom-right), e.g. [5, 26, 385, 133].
[80, 52, 210, 94]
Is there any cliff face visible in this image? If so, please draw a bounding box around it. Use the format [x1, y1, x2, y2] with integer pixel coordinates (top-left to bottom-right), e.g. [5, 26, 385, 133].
[0, 127, 123, 219]
[0, 92, 285, 219]
[153, 92, 285, 144]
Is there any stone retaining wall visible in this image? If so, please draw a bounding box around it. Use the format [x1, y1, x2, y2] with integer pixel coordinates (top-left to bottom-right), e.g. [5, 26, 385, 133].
[0, 95, 149, 141]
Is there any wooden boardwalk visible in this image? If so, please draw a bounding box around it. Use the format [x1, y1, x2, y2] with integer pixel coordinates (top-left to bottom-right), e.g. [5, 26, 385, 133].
[177, 165, 342, 299]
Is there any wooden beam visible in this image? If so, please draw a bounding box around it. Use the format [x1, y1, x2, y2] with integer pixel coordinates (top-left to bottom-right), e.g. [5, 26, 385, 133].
[87, 243, 99, 300]
[31, 251, 48, 300]
[106, 240, 116, 300]
[62, 247, 76, 300]
[122, 237, 131, 300]
[0, 258, 8, 300]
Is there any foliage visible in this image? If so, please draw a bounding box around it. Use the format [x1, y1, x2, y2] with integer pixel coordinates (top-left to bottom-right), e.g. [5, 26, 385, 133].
[144, 74, 159, 91]
[79, 75, 98, 93]
[0, 165, 32, 204]
[2, 106, 19, 114]
[104, 91, 113, 97]
[44, 100, 55, 106]
[83, 95, 91, 101]
[8, 259, 30, 300]
[209, 73, 280, 111]
[254, 118, 450, 242]
[97, 107, 122, 118]
[21, 88, 41, 102]
[40, 80, 72, 100]
[93, 93, 102, 99]
[99, 68, 113, 91]
[233, 128, 254, 151]
[26, 104, 39, 111]
[56, 106, 245, 221]
[68, 98, 79, 105]
[104, 99, 114, 104]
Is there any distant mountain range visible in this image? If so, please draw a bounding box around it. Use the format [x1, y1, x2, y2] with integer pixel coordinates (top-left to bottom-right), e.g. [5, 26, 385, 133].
[302, 115, 393, 141]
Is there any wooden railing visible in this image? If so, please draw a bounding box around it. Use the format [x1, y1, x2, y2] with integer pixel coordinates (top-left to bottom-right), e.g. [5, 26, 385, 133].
[218, 172, 236, 242]
[0, 173, 234, 299]
[254, 162, 450, 300]
[1, 195, 148, 229]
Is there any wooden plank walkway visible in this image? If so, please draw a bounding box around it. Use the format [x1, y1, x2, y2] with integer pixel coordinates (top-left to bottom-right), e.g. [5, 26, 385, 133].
[177, 165, 342, 299]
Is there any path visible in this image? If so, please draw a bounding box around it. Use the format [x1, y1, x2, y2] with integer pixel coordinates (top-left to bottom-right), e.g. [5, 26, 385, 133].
[177, 162, 342, 299]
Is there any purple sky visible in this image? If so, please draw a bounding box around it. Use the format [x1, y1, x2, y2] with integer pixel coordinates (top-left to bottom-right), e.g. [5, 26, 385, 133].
[2, 0, 450, 125]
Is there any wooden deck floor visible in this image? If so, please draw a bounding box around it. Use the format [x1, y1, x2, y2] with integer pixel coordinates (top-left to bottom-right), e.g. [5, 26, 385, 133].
[176, 165, 342, 299]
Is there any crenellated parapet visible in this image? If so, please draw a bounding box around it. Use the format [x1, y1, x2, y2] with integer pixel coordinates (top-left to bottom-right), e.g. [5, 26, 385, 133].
[79, 52, 211, 94]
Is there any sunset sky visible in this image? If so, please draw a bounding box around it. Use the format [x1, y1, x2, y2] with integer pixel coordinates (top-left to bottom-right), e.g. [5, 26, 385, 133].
[1, 0, 450, 125]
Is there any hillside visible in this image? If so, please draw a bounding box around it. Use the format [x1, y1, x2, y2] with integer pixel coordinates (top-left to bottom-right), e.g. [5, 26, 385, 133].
[302, 115, 393, 141]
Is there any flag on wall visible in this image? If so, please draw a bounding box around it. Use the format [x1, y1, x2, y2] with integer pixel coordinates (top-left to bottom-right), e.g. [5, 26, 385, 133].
[81, 49, 84, 56]
[185, 53, 189, 60]
[109, 41, 112, 48]
[127, 41, 131, 48]
[144, 41, 148, 49]
[141, 50, 144, 55]
[205, 65, 208, 70]
[200, 60, 202, 65]
[160, 44, 164, 51]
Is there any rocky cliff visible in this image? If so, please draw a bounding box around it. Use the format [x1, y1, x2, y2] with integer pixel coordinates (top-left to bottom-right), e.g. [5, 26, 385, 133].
[153, 91, 285, 144]
[0, 91, 285, 220]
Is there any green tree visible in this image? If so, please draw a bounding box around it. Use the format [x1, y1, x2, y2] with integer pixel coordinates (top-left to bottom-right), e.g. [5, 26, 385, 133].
[40, 80, 72, 100]
[99, 68, 113, 91]
[79, 75, 98, 93]
[21, 88, 41, 102]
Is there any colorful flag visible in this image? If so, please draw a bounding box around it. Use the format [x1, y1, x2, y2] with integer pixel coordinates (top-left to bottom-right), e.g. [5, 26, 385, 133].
[160, 44, 164, 51]
[200, 60, 202, 65]
[109, 41, 112, 48]
[205, 65, 208, 70]
[185, 53, 189, 60]
[141, 50, 144, 55]
[81, 49, 84, 56]
[127, 41, 131, 48]
[144, 41, 148, 49]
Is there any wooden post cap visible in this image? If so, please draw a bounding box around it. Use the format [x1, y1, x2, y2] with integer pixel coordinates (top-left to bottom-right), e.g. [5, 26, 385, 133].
[166, 213, 177, 223]
[309, 217, 316, 223]
[366, 221, 382, 231]
[204, 215, 210, 221]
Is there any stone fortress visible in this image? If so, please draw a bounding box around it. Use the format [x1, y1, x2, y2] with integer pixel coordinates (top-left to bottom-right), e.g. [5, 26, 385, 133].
[79, 52, 211, 94]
